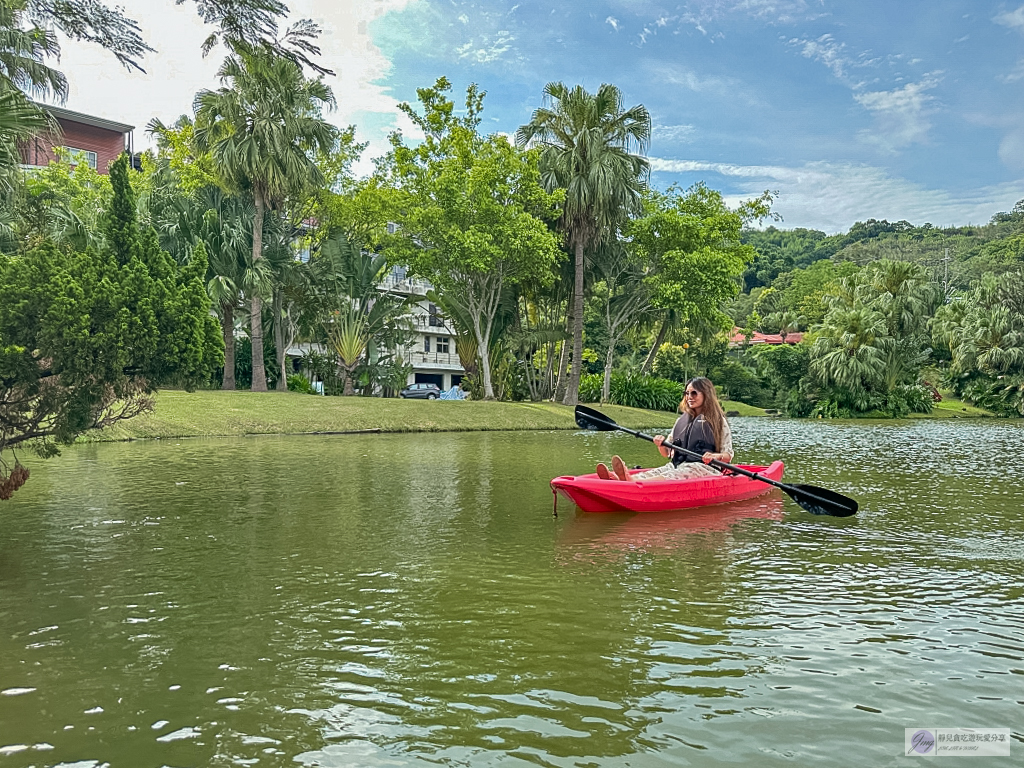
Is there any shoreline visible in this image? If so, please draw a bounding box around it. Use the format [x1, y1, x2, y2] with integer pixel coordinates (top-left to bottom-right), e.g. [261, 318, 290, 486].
[86, 389, 999, 444]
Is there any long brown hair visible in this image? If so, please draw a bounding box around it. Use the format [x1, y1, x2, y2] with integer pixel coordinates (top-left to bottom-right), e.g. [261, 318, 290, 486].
[680, 377, 728, 449]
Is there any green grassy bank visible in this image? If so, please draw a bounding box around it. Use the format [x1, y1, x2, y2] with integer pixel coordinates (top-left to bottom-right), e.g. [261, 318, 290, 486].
[89, 389, 996, 443]
[92, 390, 685, 441]
[908, 396, 996, 418]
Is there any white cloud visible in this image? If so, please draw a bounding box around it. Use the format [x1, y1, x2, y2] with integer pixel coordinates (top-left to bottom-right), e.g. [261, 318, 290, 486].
[455, 31, 515, 64]
[606, 16, 620, 31]
[998, 130, 1024, 170]
[791, 34, 849, 78]
[854, 78, 940, 151]
[999, 59, 1024, 83]
[675, 0, 821, 31]
[53, 0, 420, 176]
[648, 63, 740, 93]
[994, 5, 1024, 31]
[649, 158, 1024, 232]
[653, 123, 697, 143]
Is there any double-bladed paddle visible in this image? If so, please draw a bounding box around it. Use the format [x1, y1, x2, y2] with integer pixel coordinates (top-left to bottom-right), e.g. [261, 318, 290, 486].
[574, 404, 858, 517]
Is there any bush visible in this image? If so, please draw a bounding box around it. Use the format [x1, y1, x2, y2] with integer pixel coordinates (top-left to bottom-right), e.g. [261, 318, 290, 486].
[612, 373, 683, 411]
[709, 358, 773, 407]
[784, 388, 816, 417]
[286, 374, 316, 394]
[579, 373, 602, 403]
[577, 372, 682, 412]
[883, 384, 934, 417]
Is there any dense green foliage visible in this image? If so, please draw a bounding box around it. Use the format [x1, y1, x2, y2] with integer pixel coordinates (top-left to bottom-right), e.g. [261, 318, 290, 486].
[721, 207, 1024, 418]
[0, 154, 222, 494]
[516, 81, 651, 406]
[579, 372, 683, 412]
[380, 78, 563, 400]
[5, 1, 1024, 495]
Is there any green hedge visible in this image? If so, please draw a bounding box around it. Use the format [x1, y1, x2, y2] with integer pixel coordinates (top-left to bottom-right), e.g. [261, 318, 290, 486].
[579, 372, 683, 412]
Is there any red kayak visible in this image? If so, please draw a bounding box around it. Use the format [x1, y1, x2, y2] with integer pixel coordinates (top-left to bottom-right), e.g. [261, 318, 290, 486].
[550, 461, 785, 513]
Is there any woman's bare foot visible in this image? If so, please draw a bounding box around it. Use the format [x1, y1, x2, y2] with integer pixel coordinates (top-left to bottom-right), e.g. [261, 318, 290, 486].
[611, 455, 629, 481]
[596, 463, 612, 480]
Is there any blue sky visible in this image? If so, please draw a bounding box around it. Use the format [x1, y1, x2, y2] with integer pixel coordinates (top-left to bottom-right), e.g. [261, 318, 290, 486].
[57, 0, 1024, 232]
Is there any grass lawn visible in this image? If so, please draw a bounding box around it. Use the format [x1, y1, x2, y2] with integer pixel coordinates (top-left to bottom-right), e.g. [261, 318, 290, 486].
[91, 390, 685, 441]
[721, 400, 769, 417]
[89, 390, 995, 444]
[908, 394, 997, 419]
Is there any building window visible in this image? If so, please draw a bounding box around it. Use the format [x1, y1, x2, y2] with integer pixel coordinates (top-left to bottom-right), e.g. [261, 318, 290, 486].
[64, 146, 97, 170]
[428, 303, 443, 327]
[437, 336, 449, 354]
[423, 336, 430, 352]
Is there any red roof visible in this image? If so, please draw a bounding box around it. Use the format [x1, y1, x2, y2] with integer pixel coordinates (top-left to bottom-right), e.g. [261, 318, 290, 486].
[729, 328, 803, 346]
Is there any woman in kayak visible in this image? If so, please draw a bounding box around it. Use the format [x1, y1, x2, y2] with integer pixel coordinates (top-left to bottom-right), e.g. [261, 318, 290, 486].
[597, 376, 734, 481]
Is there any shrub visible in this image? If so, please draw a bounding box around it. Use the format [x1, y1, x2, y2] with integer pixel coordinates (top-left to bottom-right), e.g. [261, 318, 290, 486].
[709, 358, 773, 407]
[883, 384, 934, 417]
[577, 372, 683, 412]
[286, 374, 316, 394]
[578, 373, 602, 403]
[612, 373, 683, 412]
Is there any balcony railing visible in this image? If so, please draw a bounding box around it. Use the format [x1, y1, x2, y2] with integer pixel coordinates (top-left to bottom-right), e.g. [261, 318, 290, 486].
[409, 351, 461, 369]
[410, 314, 451, 331]
[380, 274, 433, 295]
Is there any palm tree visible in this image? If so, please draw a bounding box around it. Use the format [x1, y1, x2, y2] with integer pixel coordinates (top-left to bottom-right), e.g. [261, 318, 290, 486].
[868, 260, 938, 337]
[194, 44, 336, 391]
[153, 183, 253, 390]
[0, 2, 67, 99]
[810, 306, 886, 410]
[0, 86, 46, 200]
[516, 82, 650, 405]
[766, 310, 804, 342]
[299, 230, 411, 396]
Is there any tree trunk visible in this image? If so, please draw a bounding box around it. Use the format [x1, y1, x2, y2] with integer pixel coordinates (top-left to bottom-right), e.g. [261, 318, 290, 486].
[553, 295, 571, 402]
[543, 338, 556, 400]
[221, 301, 236, 391]
[273, 288, 288, 391]
[473, 314, 495, 400]
[562, 240, 585, 406]
[342, 368, 355, 396]
[250, 191, 268, 392]
[602, 344, 615, 403]
[641, 315, 670, 375]
[479, 345, 494, 399]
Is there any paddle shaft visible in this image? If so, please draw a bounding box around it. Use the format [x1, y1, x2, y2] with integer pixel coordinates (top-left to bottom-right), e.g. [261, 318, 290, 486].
[599, 422, 843, 510]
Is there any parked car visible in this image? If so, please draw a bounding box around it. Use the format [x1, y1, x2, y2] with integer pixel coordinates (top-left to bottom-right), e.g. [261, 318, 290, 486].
[399, 383, 442, 400]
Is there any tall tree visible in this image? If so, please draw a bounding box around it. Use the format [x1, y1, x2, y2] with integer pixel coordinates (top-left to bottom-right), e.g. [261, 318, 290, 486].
[194, 45, 336, 391]
[516, 82, 650, 405]
[628, 183, 775, 372]
[384, 78, 563, 400]
[587, 239, 652, 402]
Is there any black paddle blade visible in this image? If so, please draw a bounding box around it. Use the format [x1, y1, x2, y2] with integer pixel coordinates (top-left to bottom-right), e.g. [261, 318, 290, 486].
[787, 484, 858, 517]
[574, 404, 618, 431]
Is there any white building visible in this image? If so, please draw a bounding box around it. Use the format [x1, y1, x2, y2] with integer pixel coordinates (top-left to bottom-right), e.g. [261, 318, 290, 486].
[380, 266, 466, 390]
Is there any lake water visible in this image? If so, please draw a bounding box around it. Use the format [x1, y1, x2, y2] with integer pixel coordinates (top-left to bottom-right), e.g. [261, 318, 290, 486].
[1, 418, 1022, 767]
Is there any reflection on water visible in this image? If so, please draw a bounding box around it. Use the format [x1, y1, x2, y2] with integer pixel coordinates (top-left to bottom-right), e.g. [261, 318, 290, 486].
[558, 493, 787, 560]
[0, 420, 1022, 766]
